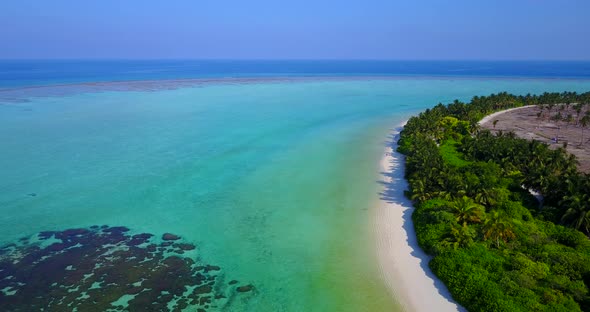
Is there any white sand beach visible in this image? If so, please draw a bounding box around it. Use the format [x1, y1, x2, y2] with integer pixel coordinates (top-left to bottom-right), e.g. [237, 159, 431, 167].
[374, 122, 465, 312]
[478, 105, 536, 125]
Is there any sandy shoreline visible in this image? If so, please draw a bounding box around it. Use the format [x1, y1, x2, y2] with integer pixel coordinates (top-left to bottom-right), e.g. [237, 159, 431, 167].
[478, 105, 536, 125]
[374, 122, 464, 312]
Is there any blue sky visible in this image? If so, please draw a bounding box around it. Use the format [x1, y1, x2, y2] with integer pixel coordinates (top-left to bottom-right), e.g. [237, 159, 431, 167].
[1, 0, 589, 60]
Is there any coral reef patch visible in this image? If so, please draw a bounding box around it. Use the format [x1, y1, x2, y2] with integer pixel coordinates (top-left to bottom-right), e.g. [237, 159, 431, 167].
[0, 226, 253, 311]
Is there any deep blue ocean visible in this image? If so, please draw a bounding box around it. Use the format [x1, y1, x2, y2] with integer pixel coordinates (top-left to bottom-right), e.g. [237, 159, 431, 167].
[2, 60, 590, 87]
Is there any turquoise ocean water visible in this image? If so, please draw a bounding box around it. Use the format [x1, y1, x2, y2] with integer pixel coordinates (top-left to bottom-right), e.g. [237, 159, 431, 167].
[2, 62, 590, 311]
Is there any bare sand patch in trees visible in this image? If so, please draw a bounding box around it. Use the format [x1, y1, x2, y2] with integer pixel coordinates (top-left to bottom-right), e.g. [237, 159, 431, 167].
[480, 105, 590, 173]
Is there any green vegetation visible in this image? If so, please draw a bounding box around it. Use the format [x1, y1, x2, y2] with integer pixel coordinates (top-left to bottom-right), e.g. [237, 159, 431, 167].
[440, 139, 471, 168]
[398, 91, 590, 311]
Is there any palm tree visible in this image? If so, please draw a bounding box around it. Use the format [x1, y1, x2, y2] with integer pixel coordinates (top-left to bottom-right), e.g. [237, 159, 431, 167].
[552, 112, 563, 143]
[474, 187, 499, 208]
[483, 211, 516, 248]
[410, 178, 433, 203]
[560, 194, 590, 234]
[442, 224, 476, 250]
[468, 120, 481, 134]
[574, 103, 583, 124]
[581, 114, 590, 146]
[565, 113, 574, 129]
[546, 103, 555, 119]
[447, 196, 485, 226]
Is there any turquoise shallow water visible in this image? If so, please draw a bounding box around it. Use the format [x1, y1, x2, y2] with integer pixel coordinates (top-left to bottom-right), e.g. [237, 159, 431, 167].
[2, 78, 590, 311]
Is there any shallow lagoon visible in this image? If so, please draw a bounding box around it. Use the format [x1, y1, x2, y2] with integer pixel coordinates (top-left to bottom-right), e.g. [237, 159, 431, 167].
[2, 78, 590, 310]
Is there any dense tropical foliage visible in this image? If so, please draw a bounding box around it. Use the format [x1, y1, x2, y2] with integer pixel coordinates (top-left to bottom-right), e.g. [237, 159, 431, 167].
[398, 91, 590, 311]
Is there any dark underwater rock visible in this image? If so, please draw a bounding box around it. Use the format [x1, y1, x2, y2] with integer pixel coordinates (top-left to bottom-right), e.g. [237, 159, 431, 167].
[38, 231, 55, 240]
[236, 284, 254, 292]
[175, 243, 196, 251]
[0, 225, 251, 311]
[204, 265, 220, 273]
[162, 233, 180, 241]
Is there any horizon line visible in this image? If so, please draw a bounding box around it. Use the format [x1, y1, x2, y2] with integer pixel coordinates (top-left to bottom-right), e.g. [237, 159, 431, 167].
[1, 58, 590, 62]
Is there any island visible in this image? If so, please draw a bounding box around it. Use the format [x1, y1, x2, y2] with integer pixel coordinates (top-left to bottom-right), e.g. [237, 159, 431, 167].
[397, 91, 590, 311]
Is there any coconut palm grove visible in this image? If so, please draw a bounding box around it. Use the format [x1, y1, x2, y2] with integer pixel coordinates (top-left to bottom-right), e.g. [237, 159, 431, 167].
[398, 91, 590, 311]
